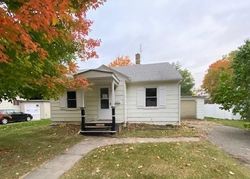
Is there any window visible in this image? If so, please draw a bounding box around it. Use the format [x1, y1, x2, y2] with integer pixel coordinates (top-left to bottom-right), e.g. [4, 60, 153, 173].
[13, 100, 20, 106]
[67, 91, 77, 108]
[146, 88, 157, 107]
[100, 88, 109, 109]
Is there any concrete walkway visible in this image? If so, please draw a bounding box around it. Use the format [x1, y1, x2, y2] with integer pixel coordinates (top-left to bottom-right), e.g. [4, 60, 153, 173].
[23, 136, 199, 179]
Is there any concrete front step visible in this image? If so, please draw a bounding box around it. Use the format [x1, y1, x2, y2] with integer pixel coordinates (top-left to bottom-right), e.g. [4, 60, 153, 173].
[84, 125, 111, 129]
[80, 130, 116, 134]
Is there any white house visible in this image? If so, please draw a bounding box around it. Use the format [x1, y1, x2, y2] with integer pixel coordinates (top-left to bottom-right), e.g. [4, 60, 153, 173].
[0, 99, 20, 112]
[51, 54, 182, 133]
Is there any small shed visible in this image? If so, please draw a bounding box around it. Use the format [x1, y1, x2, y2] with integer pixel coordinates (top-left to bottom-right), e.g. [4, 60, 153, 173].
[181, 96, 205, 119]
[20, 100, 51, 120]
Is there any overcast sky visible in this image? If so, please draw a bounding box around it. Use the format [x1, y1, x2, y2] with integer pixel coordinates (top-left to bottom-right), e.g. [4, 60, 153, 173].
[77, 0, 250, 88]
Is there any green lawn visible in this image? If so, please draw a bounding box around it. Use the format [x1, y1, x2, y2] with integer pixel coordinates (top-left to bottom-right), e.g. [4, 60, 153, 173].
[118, 123, 200, 137]
[205, 118, 249, 129]
[0, 120, 82, 179]
[62, 142, 250, 179]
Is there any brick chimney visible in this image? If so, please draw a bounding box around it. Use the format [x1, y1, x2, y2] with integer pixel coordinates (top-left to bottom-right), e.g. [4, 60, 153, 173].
[135, 53, 141, 64]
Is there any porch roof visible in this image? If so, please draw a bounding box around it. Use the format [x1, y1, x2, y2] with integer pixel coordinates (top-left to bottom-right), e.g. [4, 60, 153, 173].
[76, 69, 120, 84]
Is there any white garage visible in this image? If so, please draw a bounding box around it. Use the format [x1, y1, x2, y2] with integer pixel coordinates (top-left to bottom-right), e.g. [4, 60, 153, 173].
[181, 96, 205, 119]
[20, 100, 51, 120]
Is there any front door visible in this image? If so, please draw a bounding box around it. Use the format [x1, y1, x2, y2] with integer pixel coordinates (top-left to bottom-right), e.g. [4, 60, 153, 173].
[98, 87, 112, 120]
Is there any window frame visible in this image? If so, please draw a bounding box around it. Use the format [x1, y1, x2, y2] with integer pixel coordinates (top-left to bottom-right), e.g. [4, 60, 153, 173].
[145, 88, 157, 107]
[67, 91, 77, 108]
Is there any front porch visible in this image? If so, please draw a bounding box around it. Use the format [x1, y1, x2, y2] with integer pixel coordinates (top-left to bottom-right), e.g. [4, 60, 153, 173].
[76, 69, 122, 134]
[79, 107, 117, 134]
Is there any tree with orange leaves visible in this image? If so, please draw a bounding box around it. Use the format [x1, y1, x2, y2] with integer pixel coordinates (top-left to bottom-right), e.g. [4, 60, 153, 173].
[0, 0, 104, 100]
[108, 56, 133, 67]
[202, 52, 235, 100]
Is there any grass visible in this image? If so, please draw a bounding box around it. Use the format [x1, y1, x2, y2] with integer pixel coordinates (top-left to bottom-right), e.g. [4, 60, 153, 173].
[118, 123, 200, 137]
[62, 142, 250, 179]
[0, 119, 83, 179]
[205, 117, 249, 129]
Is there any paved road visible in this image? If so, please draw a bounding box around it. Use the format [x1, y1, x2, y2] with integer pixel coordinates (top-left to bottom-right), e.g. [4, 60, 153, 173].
[208, 125, 250, 165]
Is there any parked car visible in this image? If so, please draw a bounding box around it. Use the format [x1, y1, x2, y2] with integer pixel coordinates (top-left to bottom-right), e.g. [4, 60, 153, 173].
[0, 111, 33, 124]
[0, 111, 12, 125]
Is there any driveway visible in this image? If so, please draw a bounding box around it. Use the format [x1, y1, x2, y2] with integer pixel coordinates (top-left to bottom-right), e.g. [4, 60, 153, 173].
[208, 125, 250, 166]
[185, 119, 250, 166]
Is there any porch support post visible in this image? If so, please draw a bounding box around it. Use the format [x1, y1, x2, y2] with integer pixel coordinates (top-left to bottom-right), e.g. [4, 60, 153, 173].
[111, 106, 116, 131]
[82, 89, 85, 108]
[80, 107, 85, 131]
[111, 80, 115, 107]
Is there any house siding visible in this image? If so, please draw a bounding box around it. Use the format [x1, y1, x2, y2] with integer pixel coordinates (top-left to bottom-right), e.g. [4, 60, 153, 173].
[126, 82, 180, 125]
[0, 100, 20, 112]
[51, 77, 126, 123]
[114, 80, 126, 123]
[85, 86, 98, 121]
[51, 100, 81, 122]
[51, 77, 179, 124]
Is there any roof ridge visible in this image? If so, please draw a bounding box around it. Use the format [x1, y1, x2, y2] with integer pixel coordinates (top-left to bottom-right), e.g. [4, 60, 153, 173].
[112, 62, 171, 69]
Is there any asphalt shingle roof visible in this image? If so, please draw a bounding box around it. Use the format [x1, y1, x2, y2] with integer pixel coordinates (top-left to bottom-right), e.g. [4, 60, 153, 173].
[112, 62, 182, 82]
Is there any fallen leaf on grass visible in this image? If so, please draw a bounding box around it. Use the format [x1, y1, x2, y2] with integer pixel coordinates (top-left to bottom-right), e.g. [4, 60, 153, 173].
[96, 167, 100, 173]
[126, 173, 131, 177]
[211, 157, 217, 161]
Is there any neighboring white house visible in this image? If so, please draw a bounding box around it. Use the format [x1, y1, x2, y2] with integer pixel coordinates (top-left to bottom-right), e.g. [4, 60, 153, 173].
[0, 99, 51, 120]
[51, 55, 182, 133]
[0, 99, 20, 112]
[181, 96, 205, 119]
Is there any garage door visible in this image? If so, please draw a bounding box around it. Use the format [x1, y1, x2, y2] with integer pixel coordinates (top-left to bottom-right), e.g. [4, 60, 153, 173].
[24, 103, 41, 120]
[181, 100, 196, 119]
